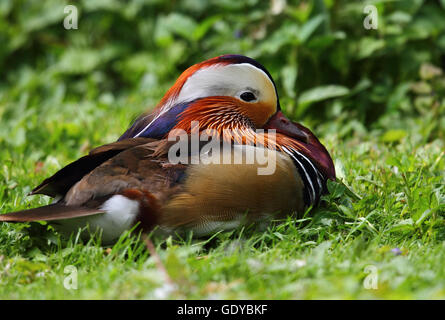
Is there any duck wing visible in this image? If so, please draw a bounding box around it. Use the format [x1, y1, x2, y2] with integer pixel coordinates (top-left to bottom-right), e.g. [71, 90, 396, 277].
[30, 137, 155, 197]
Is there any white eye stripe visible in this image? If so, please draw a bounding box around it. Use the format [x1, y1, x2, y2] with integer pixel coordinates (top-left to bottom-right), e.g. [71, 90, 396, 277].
[175, 63, 274, 107]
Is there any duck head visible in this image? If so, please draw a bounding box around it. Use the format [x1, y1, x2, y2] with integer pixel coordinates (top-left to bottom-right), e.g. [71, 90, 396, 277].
[120, 54, 335, 182]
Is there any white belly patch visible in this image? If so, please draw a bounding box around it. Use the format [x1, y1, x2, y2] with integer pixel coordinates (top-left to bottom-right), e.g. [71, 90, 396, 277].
[55, 195, 140, 244]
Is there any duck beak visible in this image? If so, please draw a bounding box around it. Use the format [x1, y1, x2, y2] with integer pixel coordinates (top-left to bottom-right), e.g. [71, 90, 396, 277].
[263, 111, 309, 143]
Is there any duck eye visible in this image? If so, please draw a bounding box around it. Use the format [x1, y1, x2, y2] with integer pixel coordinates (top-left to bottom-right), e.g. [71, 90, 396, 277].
[240, 91, 256, 102]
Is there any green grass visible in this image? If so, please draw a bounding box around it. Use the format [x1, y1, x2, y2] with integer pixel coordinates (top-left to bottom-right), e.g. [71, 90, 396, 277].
[0, 87, 444, 299]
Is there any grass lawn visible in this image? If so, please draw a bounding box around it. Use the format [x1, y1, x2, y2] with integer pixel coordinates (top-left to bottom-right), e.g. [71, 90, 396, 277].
[0, 85, 443, 299]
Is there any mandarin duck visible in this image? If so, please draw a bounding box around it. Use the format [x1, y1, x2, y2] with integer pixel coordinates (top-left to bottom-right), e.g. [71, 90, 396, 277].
[0, 55, 335, 243]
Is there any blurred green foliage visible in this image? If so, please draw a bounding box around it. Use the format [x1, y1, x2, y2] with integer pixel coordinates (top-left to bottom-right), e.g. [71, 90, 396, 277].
[1, 0, 444, 135]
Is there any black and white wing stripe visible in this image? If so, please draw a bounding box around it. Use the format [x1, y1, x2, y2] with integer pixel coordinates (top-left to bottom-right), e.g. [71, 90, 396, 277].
[282, 146, 325, 207]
